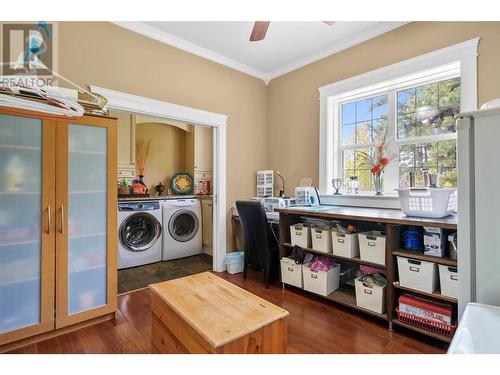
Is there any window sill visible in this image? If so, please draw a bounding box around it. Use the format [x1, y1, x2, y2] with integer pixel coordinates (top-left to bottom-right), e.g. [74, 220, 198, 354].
[320, 193, 401, 209]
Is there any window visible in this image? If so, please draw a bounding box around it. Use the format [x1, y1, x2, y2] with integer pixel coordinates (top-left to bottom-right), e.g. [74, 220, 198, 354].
[338, 76, 460, 193]
[341, 95, 388, 191]
[319, 38, 478, 202]
[396, 78, 460, 188]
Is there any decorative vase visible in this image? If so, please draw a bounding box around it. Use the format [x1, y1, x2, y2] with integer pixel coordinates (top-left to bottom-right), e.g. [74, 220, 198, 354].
[373, 173, 383, 196]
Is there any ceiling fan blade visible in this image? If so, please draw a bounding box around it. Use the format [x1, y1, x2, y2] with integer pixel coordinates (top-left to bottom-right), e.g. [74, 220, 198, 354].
[323, 21, 336, 26]
[250, 21, 270, 41]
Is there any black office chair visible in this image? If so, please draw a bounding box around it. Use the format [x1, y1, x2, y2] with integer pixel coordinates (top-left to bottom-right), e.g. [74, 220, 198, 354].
[235, 200, 279, 288]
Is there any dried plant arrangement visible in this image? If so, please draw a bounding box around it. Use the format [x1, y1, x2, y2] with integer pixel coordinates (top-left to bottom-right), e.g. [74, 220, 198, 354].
[135, 137, 151, 176]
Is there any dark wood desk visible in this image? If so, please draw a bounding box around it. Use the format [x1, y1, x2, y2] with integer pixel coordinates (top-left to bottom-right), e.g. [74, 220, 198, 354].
[231, 214, 280, 251]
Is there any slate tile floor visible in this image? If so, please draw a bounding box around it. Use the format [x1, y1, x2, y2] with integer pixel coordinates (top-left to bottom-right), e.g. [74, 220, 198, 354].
[117, 254, 213, 294]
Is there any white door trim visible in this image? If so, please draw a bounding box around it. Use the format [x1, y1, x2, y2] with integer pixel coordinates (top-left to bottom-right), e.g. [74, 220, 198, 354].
[90, 85, 228, 272]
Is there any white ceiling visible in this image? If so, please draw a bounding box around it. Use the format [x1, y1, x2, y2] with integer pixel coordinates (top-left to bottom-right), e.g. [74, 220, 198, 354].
[115, 21, 407, 83]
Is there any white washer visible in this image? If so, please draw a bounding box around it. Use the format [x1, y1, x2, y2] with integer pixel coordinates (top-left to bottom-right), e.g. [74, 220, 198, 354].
[118, 201, 162, 269]
[162, 199, 202, 261]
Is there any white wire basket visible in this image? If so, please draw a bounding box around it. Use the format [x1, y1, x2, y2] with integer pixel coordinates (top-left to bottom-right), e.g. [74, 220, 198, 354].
[396, 188, 457, 218]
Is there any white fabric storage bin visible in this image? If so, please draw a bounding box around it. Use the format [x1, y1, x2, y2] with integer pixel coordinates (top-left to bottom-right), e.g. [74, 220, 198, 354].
[354, 277, 387, 314]
[280, 258, 303, 288]
[290, 224, 311, 248]
[302, 263, 340, 296]
[397, 256, 438, 293]
[332, 231, 359, 258]
[438, 264, 458, 299]
[359, 231, 386, 265]
[311, 227, 333, 253]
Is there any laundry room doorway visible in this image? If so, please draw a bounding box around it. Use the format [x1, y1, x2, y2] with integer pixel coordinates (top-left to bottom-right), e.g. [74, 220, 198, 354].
[90, 86, 227, 294]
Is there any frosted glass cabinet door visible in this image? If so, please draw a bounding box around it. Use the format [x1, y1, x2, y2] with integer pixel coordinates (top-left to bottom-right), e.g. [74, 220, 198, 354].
[0, 113, 55, 340]
[56, 117, 116, 327]
[67, 124, 108, 315]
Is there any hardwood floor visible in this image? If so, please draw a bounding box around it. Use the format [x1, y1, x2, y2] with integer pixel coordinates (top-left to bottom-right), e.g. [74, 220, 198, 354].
[8, 269, 447, 354]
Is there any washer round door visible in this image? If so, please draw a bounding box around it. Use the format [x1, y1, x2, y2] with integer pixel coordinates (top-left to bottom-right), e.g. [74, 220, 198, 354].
[120, 212, 161, 252]
[168, 209, 200, 242]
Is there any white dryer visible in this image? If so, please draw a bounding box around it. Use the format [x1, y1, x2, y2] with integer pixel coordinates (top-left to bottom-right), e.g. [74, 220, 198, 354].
[162, 199, 202, 261]
[118, 201, 162, 269]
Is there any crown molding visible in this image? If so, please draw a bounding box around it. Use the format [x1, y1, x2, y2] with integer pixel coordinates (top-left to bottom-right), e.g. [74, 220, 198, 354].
[113, 21, 271, 83]
[114, 21, 409, 84]
[267, 22, 409, 80]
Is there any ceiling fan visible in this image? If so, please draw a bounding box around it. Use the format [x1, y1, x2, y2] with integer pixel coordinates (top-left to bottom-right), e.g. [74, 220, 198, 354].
[250, 21, 336, 42]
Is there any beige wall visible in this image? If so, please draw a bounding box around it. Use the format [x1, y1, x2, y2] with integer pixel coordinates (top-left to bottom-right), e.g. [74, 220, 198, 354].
[56, 21, 500, 250]
[135, 122, 187, 190]
[58, 22, 268, 249]
[267, 22, 500, 192]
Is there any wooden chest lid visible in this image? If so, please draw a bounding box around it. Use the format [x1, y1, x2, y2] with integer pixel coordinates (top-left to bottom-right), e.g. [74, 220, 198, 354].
[149, 272, 289, 348]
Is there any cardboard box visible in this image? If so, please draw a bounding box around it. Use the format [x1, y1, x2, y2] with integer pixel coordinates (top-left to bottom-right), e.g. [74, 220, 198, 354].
[423, 226, 446, 257]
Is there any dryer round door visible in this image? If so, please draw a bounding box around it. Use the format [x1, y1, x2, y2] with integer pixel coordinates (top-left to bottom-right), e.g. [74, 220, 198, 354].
[168, 209, 200, 242]
[120, 212, 161, 252]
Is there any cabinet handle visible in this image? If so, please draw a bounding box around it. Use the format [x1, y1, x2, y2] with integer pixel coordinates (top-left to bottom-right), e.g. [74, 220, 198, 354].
[47, 205, 51, 234]
[59, 206, 64, 234]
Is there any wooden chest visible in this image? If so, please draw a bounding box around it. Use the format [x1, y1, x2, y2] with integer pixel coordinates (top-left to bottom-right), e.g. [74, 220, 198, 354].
[150, 272, 289, 354]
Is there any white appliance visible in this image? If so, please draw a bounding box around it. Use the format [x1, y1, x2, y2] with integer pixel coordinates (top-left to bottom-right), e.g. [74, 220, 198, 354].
[261, 197, 297, 213]
[448, 303, 500, 354]
[457, 107, 500, 318]
[162, 199, 203, 261]
[294, 186, 321, 206]
[118, 201, 163, 269]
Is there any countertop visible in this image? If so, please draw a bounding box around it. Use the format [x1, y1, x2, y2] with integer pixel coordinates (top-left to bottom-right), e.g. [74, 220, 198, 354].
[118, 194, 212, 202]
[276, 205, 457, 229]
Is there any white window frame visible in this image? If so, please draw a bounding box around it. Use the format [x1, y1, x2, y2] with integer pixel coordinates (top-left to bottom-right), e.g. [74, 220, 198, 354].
[337, 67, 461, 194]
[319, 38, 478, 207]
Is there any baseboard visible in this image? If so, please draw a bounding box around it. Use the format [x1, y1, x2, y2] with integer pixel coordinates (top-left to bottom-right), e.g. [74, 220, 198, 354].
[202, 245, 213, 256]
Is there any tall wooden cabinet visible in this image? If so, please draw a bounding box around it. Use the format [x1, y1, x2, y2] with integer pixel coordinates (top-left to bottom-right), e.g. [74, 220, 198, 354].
[0, 109, 117, 350]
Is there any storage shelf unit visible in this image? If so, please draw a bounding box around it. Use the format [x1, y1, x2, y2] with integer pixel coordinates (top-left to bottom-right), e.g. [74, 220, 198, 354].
[277, 206, 458, 344]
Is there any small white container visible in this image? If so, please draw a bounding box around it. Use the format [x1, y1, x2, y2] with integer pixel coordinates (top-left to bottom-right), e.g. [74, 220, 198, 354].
[290, 224, 311, 248]
[302, 263, 340, 296]
[311, 227, 333, 253]
[354, 277, 387, 314]
[359, 231, 386, 265]
[332, 231, 359, 258]
[438, 264, 458, 299]
[280, 258, 303, 288]
[397, 256, 438, 293]
[224, 252, 244, 274]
